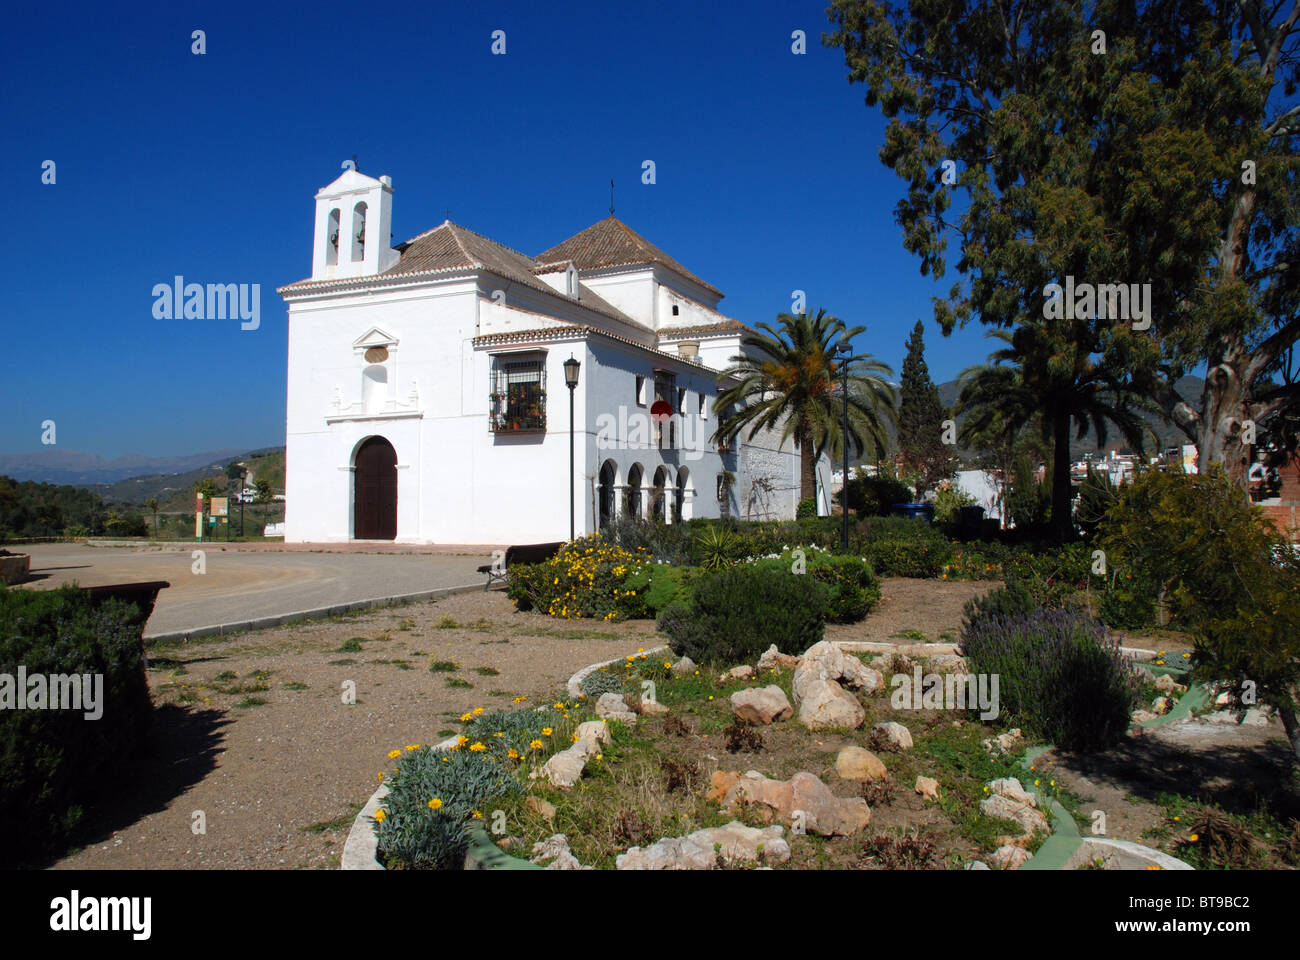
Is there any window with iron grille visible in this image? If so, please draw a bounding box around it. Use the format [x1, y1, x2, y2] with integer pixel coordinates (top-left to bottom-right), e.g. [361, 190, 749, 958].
[489, 355, 547, 432]
[655, 371, 676, 448]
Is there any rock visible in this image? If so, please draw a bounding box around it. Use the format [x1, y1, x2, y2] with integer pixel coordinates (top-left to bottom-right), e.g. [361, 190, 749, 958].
[595, 692, 637, 725]
[534, 744, 591, 788]
[638, 695, 669, 716]
[1214, 691, 1232, 706]
[797, 641, 882, 692]
[795, 677, 865, 730]
[731, 686, 793, 725]
[530, 834, 592, 870]
[616, 821, 789, 870]
[1131, 709, 1157, 724]
[988, 844, 1032, 870]
[1154, 673, 1187, 694]
[789, 772, 872, 836]
[915, 776, 940, 801]
[1201, 709, 1241, 725]
[965, 860, 991, 870]
[757, 644, 801, 672]
[525, 797, 557, 822]
[987, 778, 1037, 808]
[980, 794, 1051, 835]
[872, 721, 914, 751]
[671, 656, 696, 677]
[575, 720, 611, 747]
[835, 746, 887, 781]
[707, 770, 740, 802]
[1151, 696, 1174, 716]
[981, 728, 1023, 754]
[725, 665, 755, 681]
[718, 770, 870, 836]
[994, 834, 1034, 849]
[1242, 707, 1273, 726]
[928, 654, 967, 674]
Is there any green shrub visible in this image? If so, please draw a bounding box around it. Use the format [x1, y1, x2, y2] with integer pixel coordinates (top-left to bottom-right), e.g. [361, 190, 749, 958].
[961, 608, 1140, 752]
[0, 586, 153, 863]
[615, 563, 695, 619]
[506, 535, 652, 620]
[579, 668, 626, 699]
[376, 746, 521, 870]
[1098, 468, 1300, 751]
[690, 524, 743, 569]
[796, 497, 817, 519]
[751, 548, 880, 623]
[1097, 572, 1158, 630]
[866, 535, 953, 578]
[961, 582, 1035, 632]
[1001, 543, 1092, 606]
[842, 475, 913, 517]
[932, 485, 975, 527]
[656, 564, 827, 665]
[601, 516, 691, 564]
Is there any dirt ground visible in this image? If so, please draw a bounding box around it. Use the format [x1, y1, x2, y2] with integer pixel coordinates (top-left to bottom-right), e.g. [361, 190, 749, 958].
[48, 590, 658, 871]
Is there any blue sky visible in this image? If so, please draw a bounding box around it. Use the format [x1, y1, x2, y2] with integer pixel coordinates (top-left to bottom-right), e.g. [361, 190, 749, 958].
[1, 0, 989, 460]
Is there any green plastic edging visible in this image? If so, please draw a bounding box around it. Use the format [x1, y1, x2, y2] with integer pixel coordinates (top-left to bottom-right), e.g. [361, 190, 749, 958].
[464, 822, 542, 870]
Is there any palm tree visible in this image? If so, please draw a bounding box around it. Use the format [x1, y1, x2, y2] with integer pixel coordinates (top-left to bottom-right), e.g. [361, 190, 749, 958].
[956, 324, 1159, 540]
[711, 309, 897, 505]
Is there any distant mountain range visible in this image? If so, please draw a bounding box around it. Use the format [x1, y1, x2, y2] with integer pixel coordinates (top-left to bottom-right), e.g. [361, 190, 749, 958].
[0, 447, 274, 486]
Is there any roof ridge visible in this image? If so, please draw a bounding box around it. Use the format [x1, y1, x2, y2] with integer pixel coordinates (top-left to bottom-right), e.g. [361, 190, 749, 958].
[445, 222, 479, 268]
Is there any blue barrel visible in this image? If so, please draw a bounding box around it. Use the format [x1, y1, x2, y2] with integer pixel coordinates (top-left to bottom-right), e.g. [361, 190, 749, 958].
[891, 502, 935, 522]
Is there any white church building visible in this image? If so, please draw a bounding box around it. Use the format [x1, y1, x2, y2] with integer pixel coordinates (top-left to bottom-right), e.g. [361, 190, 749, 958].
[277, 169, 831, 544]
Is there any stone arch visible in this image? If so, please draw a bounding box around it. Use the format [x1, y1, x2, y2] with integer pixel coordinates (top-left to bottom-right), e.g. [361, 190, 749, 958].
[598, 459, 619, 530]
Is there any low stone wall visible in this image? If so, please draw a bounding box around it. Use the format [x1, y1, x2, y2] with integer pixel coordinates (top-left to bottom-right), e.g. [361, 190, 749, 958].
[0, 552, 30, 585]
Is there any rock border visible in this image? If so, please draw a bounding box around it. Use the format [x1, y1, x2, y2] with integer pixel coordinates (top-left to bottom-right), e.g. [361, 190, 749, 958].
[566, 644, 669, 699]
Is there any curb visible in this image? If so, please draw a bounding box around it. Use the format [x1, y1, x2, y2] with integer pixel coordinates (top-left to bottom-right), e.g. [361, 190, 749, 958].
[144, 582, 483, 645]
[567, 644, 670, 699]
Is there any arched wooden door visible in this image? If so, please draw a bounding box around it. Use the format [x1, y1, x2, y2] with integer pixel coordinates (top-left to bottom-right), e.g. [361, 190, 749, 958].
[354, 437, 397, 540]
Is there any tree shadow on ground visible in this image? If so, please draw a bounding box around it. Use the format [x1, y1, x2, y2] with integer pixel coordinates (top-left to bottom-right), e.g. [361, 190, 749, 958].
[27, 704, 231, 868]
[1053, 733, 1300, 821]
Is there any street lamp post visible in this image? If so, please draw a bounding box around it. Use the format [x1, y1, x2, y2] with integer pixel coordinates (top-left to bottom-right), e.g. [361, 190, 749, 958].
[564, 355, 582, 542]
[836, 339, 851, 552]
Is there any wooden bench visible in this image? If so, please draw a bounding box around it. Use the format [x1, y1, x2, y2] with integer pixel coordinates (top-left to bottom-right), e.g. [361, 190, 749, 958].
[477, 541, 564, 590]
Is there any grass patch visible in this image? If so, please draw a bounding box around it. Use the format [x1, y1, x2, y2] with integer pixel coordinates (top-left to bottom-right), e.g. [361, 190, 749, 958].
[445, 676, 474, 689]
[474, 666, 500, 676]
[284, 681, 309, 691]
[429, 660, 458, 673]
[302, 803, 364, 834]
[337, 638, 365, 653]
[235, 696, 268, 708]
[329, 658, 357, 666]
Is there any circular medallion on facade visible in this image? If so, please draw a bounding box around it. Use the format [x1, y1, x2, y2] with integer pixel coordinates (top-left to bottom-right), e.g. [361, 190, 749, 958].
[364, 346, 389, 363]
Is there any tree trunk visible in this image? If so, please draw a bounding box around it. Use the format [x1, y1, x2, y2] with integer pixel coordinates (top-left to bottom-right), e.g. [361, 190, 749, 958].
[799, 418, 817, 505]
[1051, 413, 1073, 541]
[1277, 698, 1300, 766]
[1197, 357, 1251, 488]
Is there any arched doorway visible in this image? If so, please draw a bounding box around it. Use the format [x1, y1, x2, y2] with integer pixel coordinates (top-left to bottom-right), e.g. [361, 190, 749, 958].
[354, 436, 397, 540]
[625, 464, 644, 519]
[674, 467, 690, 523]
[652, 466, 670, 522]
[598, 460, 618, 530]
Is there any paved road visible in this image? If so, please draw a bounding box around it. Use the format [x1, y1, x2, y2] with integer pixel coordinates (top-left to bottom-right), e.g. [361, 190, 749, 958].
[20, 544, 492, 638]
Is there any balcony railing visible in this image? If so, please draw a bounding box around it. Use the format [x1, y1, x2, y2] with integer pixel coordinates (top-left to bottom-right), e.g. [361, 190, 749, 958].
[490, 412, 546, 433]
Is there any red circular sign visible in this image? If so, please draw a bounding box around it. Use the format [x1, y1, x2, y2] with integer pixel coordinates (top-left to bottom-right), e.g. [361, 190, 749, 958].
[650, 399, 673, 422]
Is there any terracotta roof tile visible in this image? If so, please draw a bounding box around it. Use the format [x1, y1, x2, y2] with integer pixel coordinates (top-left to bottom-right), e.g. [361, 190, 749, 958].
[536, 217, 723, 298]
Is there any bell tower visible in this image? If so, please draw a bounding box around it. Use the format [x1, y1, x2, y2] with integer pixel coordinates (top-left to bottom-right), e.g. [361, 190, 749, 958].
[311, 168, 399, 281]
